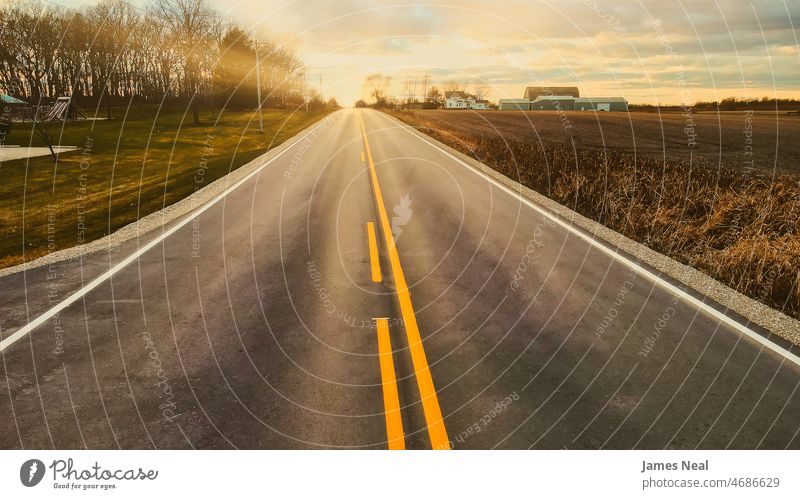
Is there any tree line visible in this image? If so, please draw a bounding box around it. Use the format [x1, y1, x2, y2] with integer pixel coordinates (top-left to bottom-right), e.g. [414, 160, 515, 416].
[358, 73, 491, 109]
[0, 0, 325, 123]
[630, 97, 800, 112]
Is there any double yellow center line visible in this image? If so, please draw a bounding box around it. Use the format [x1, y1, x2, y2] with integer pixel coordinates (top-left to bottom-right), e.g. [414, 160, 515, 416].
[359, 113, 450, 450]
[375, 318, 405, 449]
[367, 222, 382, 283]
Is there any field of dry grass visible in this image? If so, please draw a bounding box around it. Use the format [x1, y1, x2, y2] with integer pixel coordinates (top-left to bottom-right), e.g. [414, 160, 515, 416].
[389, 109, 800, 320]
[408, 110, 800, 177]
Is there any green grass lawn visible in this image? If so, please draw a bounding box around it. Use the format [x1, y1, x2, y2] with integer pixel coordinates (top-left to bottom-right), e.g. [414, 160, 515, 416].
[0, 105, 332, 268]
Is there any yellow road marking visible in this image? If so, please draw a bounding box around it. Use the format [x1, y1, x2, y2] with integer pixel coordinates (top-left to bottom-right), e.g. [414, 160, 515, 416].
[375, 318, 405, 450]
[367, 222, 382, 282]
[358, 113, 450, 450]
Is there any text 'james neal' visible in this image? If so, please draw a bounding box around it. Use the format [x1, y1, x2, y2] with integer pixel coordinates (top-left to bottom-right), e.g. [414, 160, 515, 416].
[641, 460, 709, 473]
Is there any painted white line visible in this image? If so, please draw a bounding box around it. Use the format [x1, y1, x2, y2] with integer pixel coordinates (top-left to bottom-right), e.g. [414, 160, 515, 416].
[384, 113, 800, 369]
[0, 116, 335, 354]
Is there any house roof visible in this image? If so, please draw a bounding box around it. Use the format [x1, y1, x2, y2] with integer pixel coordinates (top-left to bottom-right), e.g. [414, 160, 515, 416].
[445, 90, 475, 100]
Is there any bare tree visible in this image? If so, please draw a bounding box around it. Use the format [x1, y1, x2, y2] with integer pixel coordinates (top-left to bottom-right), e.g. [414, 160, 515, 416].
[147, 12, 182, 98]
[402, 77, 418, 104]
[154, 0, 217, 125]
[473, 79, 490, 101]
[0, 0, 306, 115]
[420, 74, 431, 103]
[443, 80, 466, 92]
[363, 73, 391, 107]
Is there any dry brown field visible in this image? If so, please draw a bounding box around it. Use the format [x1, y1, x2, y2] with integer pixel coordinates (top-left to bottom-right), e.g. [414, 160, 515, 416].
[404, 110, 800, 177]
[389, 109, 800, 320]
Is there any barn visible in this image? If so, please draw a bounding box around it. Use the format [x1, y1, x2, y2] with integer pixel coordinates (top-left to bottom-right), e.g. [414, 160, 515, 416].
[574, 97, 628, 112]
[524, 86, 580, 100]
[498, 99, 530, 111]
[530, 95, 575, 110]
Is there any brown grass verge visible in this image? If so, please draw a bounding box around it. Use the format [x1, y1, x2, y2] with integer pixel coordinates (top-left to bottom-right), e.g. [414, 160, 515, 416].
[388, 110, 800, 320]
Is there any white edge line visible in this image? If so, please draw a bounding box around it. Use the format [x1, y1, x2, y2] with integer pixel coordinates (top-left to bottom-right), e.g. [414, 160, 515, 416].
[0, 116, 334, 354]
[383, 113, 800, 369]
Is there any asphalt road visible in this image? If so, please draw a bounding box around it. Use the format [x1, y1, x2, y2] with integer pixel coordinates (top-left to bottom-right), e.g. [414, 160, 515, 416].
[1, 108, 799, 449]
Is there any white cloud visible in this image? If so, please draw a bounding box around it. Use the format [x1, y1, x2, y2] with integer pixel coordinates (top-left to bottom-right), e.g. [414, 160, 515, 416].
[208, 0, 800, 104]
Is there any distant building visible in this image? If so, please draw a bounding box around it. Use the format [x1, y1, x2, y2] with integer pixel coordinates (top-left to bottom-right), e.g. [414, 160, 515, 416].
[444, 91, 476, 109]
[498, 99, 530, 111]
[507, 85, 627, 112]
[530, 95, 576, 110]
[574, 97, 628, 112]
[524, 86, 580, 100]
[472, 99, 490, 110]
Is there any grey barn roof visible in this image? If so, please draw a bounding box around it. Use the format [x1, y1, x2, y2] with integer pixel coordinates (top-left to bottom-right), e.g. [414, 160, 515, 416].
[524, 86, 580, 100]
[574, 97, 628, 102]
[532, 95, 576, 101]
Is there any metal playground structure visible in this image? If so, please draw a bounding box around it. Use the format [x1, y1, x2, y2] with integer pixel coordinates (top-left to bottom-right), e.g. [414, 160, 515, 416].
[33, 96, 87, 161]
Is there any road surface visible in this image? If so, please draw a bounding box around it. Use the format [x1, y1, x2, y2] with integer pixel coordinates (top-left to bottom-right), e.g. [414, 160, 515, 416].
[1, 109, 799, 449]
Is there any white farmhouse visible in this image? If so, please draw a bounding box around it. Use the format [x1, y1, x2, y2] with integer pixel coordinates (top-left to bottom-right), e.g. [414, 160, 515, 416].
[444, 91, 476, 109]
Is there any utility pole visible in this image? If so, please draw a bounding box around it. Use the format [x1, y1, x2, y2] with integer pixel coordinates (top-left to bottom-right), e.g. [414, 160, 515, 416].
[254, 36, 264, 132]
[302, 65, 308, 112]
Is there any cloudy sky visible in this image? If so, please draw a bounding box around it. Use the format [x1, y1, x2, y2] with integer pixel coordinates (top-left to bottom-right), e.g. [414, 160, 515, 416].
[73, 0, 800, 105]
